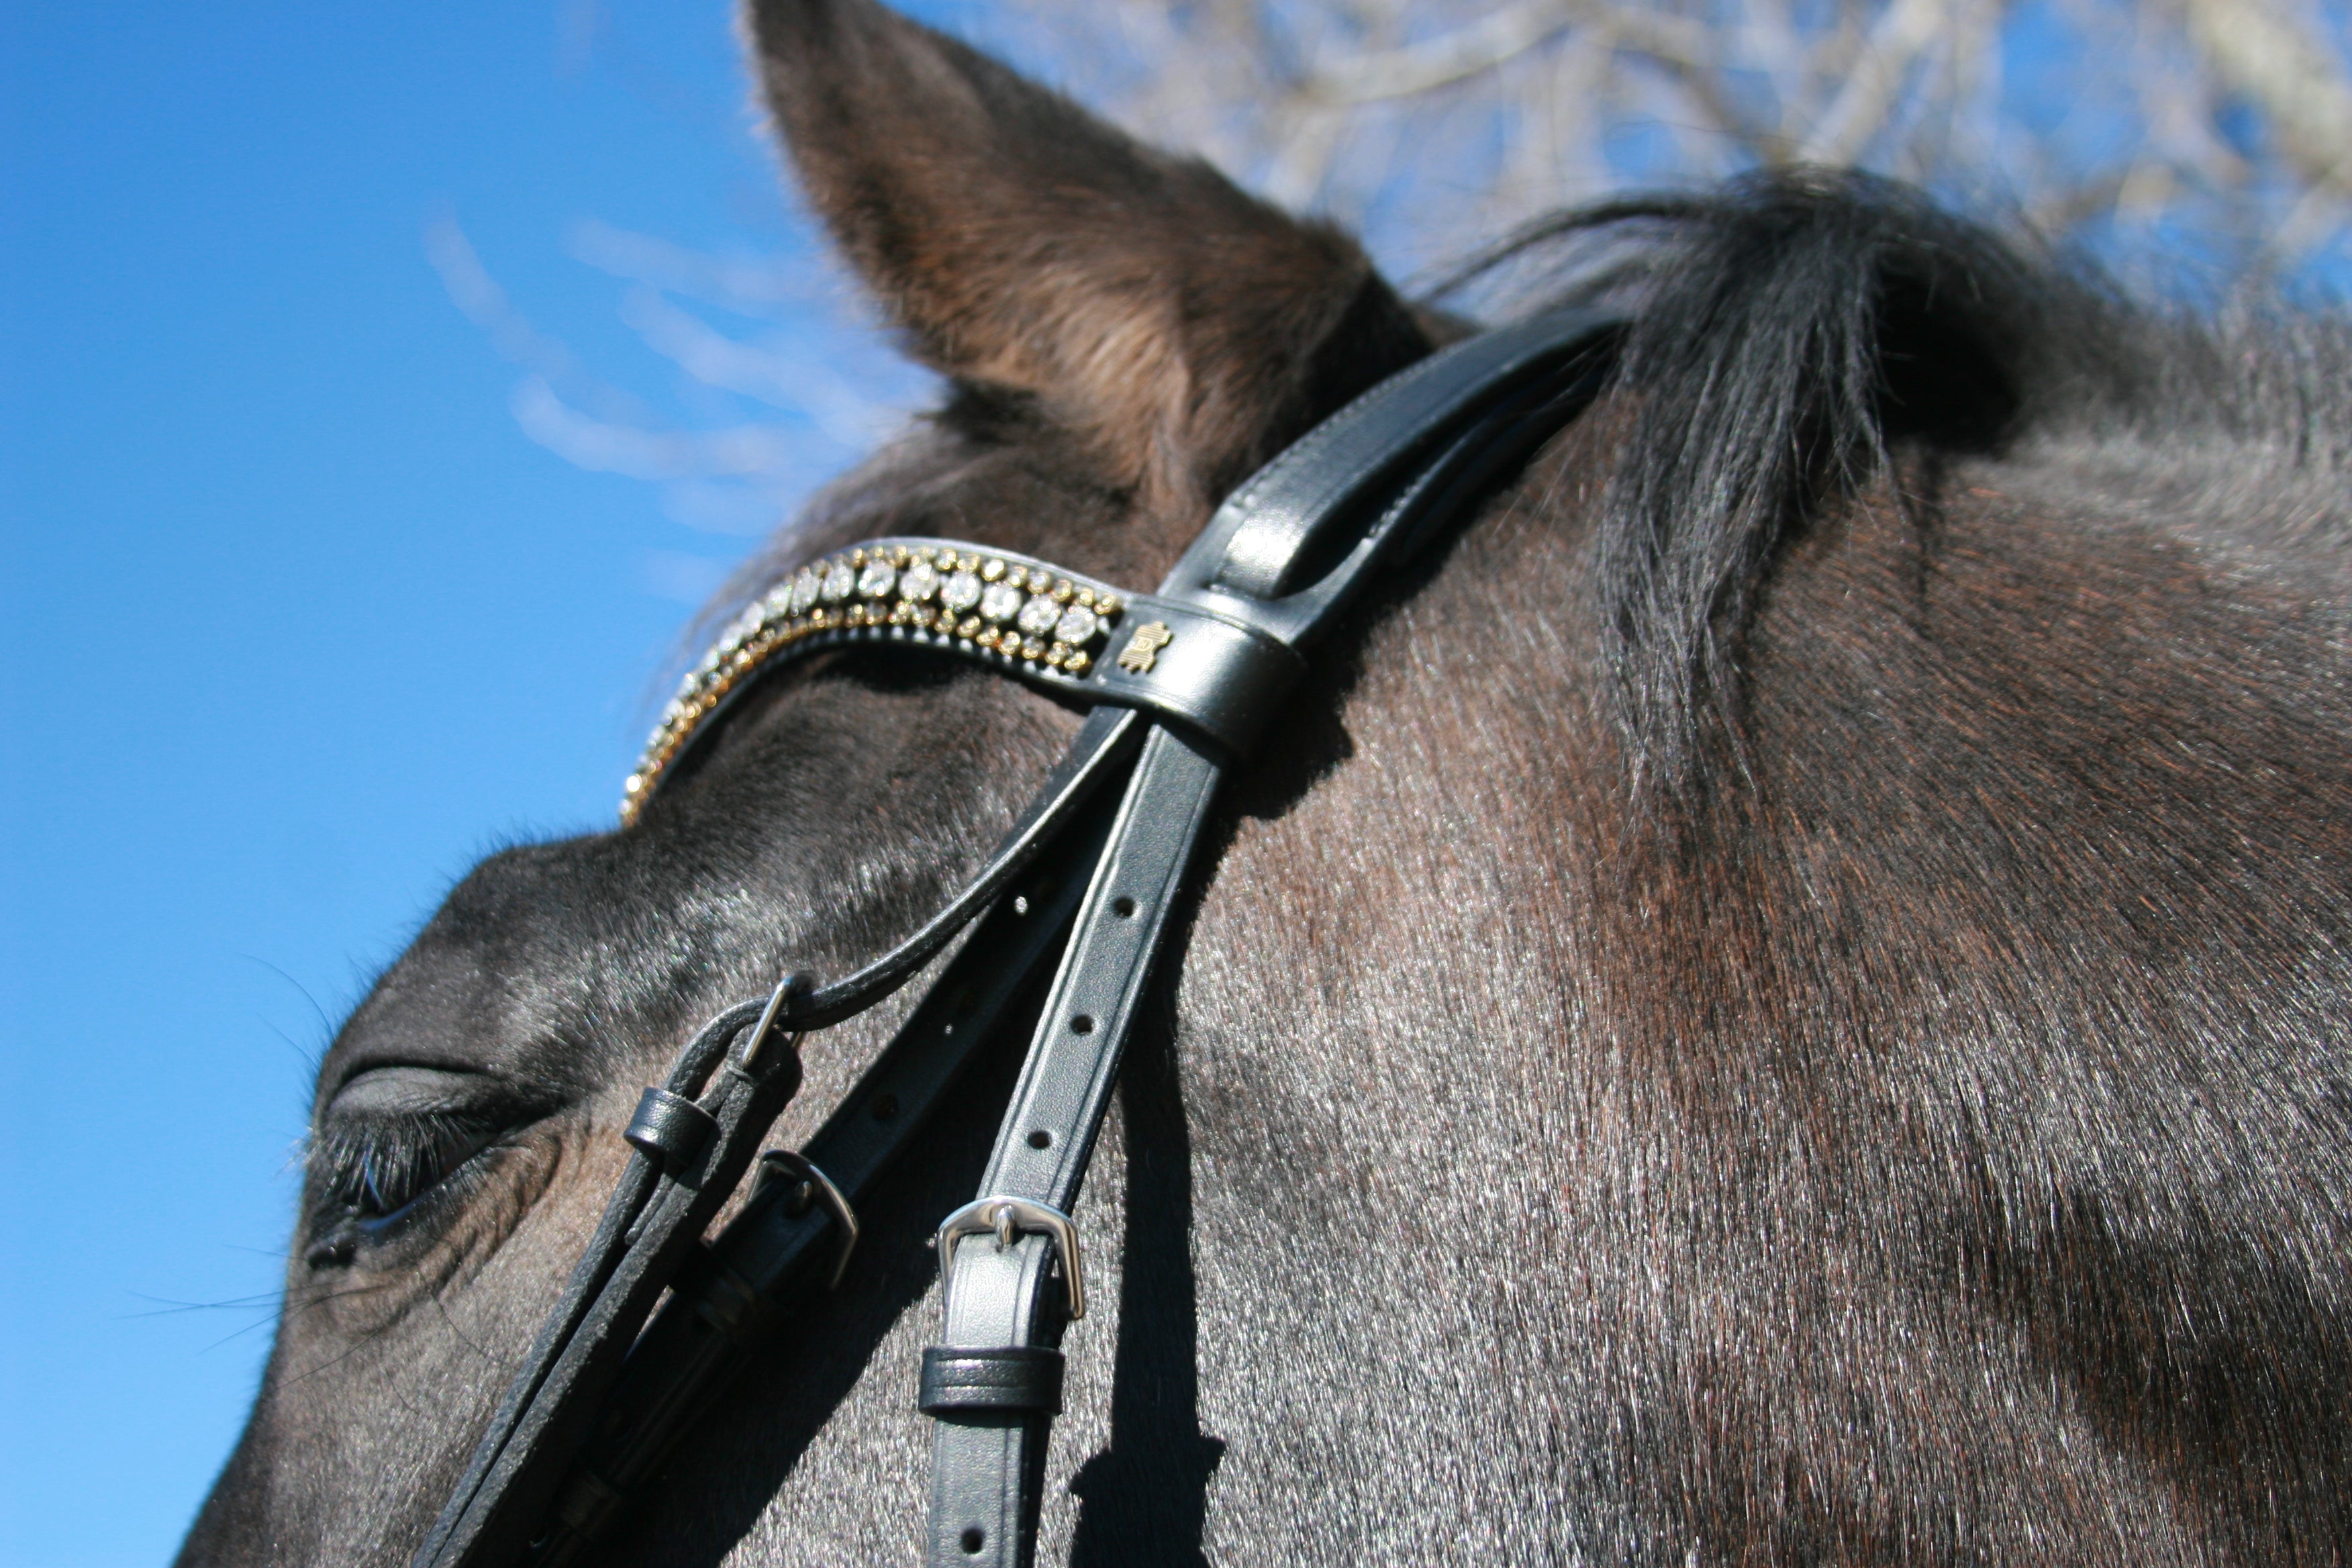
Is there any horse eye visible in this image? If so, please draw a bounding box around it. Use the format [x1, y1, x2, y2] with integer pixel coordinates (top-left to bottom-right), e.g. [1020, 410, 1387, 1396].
[304, 1067, 513, 1265]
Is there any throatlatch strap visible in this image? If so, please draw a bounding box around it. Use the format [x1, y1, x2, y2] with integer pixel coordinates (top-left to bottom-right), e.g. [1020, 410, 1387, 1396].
[918, 309, 1620, 1568]
[925, 725, 1223, 1568]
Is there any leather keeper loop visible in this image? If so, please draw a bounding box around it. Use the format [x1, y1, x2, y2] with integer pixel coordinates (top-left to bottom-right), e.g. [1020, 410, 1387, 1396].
[624, 1087, 718, 1169]
[918, 1346, 1065, 1416]
[1083, 601, 1306, 756]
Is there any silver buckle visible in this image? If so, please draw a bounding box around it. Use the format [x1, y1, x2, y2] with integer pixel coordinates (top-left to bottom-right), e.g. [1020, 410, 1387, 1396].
[934, 1196, 1086, 1320]
[752, 1150, 859, 1289]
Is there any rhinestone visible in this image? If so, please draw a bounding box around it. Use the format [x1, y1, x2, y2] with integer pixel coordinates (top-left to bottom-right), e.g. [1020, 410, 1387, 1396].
[1052, 579, 1075, 603]
[889, 544, 911, 566]
[957, 616, 982, 638]
[980, 581, 1025, 622]
[1065, 650, 1091, 677]
[941, 571, 983, 613]
[822, 561, 856, 602]
[1020, 636, 1046, 659]
[789, 568, 821, 614]
[858, 561, 897, 599]
[981, 558, 1006, 582]
[1095, 595, 1122, 620]
[1016, 593, 1061, 636]
[899, 559, 941, 602]
[1045, 644, 1069, 668]
[1026, 569, 1052, 593]
[1053, 604, 1101, 646]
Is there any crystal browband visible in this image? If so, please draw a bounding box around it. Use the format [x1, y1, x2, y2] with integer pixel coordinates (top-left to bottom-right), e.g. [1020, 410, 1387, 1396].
[620, 537, 1310, 824]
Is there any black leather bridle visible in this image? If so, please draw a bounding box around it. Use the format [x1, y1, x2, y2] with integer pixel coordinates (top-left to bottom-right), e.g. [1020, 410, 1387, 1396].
[410, 306, 1624, 1568]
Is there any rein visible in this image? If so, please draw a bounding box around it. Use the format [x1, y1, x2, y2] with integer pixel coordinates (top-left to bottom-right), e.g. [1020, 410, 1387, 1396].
[411, 307, 1624, 1568]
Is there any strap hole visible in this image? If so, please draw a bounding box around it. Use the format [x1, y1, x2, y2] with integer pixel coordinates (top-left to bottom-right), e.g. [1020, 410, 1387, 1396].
[961, 1527, 986, 1555]
[1110, 896, 1136, 918]
[1070, 1014, 1095, 1035]
[1027, 1129, 1052, 1150]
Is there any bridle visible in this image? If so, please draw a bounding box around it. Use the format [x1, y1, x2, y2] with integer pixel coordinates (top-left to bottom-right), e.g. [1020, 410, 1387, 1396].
[409, 306, 1624, 1568]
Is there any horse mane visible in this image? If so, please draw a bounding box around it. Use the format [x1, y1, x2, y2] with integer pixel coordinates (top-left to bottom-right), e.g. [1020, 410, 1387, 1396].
[1465, 168, 2352, 790]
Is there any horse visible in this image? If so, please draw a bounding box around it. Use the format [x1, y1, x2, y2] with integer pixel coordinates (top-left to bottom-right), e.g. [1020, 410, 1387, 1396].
[177, 1, 2352, 1563]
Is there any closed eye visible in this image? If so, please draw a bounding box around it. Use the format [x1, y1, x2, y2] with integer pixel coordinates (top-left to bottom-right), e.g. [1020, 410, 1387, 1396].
[304, 1066, 540, 1265]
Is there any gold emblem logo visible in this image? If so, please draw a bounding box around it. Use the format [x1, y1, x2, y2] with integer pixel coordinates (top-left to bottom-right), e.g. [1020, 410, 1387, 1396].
[1116, 622, 1173, 675]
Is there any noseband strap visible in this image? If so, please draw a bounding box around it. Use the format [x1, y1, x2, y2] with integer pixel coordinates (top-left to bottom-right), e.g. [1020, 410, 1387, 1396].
[411, 306, 1621, 1568]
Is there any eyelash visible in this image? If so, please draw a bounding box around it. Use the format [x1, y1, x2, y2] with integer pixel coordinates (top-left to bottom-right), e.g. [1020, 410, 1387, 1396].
[311, 1108, 504, 1232]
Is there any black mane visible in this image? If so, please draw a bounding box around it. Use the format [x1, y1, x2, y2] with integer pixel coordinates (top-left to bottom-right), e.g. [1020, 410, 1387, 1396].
[1475, 170, 2352, 786]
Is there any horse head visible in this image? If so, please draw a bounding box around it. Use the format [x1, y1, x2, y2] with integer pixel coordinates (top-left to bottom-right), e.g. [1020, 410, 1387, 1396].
[181, 2, 2352, 1564]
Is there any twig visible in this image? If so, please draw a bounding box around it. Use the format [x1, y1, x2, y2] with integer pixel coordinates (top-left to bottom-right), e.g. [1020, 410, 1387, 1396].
[1798, 0, 1951, 166]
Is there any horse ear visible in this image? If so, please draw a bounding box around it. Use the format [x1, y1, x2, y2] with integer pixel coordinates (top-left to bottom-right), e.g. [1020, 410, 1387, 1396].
[745, 0, 1429, 508]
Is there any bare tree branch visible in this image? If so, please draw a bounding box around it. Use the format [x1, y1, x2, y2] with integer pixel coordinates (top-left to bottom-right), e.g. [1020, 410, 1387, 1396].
[1305, 1, 1578, 103]
[1798, 0, 1951, 165]
[2184, 0, 2352, 193]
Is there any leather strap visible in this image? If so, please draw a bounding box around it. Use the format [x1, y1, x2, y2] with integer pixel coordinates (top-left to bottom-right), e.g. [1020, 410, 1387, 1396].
[918, 309, 1621, 1568]
[413, 997, 805, 1568]
[514, 785, 1124, 1568]
[419, 714, 1140, 1568]
[924, 724, 1222, 1568]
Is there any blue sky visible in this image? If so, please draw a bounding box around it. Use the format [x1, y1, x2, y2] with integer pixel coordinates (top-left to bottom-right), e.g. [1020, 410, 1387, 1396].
[0, 4, 987, 1561]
